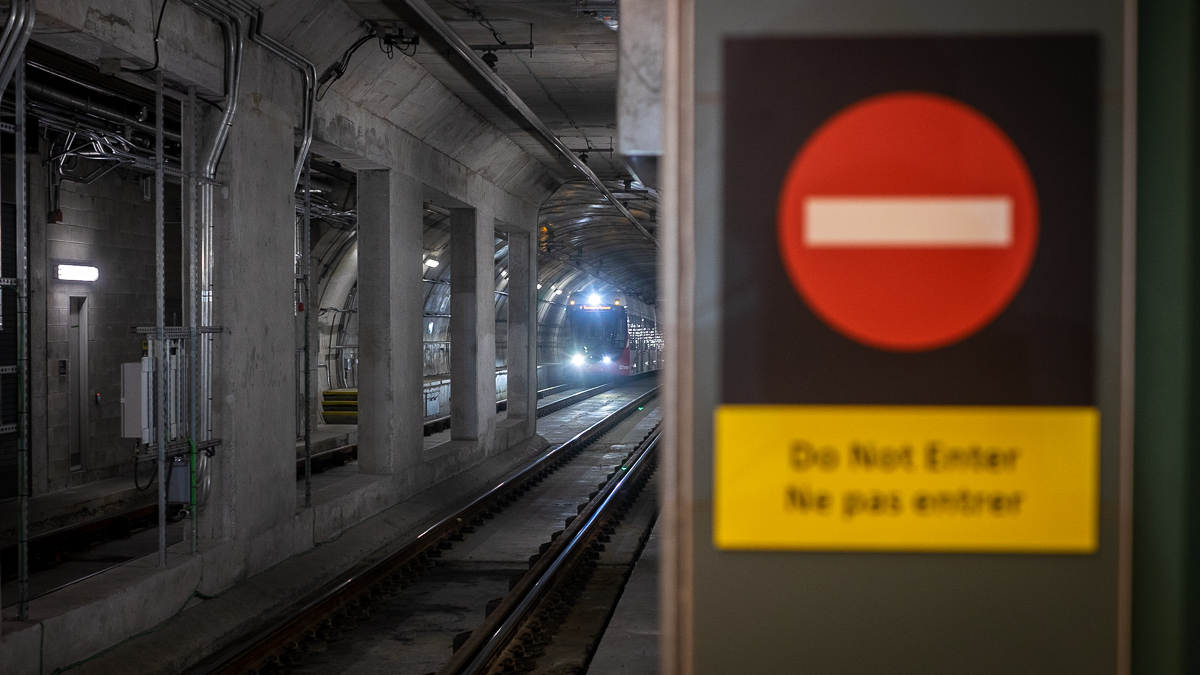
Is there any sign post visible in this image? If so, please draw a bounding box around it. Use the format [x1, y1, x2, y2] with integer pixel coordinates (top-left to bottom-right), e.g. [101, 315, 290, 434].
[697, 32, 1122, 673]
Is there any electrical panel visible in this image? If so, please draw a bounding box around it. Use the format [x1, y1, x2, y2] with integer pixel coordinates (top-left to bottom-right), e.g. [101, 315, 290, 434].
[120, 359, 152, 442]
[167, 456, 190, 504]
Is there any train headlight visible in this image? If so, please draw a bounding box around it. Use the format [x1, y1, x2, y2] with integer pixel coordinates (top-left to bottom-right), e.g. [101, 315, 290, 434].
[572, 354, 585, 366]
[589, 293, 601, 305]
[602, 355, 611, 364]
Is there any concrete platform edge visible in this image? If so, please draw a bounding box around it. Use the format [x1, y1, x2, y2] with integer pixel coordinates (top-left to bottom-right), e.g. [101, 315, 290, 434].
[1, 433, 549, 675]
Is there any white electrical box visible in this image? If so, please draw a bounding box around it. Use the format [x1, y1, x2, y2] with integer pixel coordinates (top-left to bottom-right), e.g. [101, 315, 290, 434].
[120, 359, 153, 443]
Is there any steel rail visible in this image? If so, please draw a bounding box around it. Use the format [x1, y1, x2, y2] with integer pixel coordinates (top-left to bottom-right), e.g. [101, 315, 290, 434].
[422, 373, 653, 434]
[385, 0, 660, 250]
[195, 386, 659, 674]
[448, 430, 661, 674]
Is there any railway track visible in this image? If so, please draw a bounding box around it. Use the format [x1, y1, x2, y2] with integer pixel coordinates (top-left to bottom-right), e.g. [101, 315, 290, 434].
[190, 386, 661, 675]
[0, 378, 647, 609]
[297, 377, 649, 473]
[444, 433, 659, 675]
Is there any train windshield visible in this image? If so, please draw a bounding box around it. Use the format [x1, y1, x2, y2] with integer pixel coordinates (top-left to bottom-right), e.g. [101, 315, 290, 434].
[569, 308, 627, 356]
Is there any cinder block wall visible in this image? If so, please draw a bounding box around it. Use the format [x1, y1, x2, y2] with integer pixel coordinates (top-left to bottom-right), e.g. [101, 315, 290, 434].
[45, 171, 166, 490]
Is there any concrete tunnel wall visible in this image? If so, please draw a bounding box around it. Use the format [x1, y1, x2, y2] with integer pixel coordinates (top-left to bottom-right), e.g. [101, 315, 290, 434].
[308, 188, 654, 413]
[0, 0, 566, 668]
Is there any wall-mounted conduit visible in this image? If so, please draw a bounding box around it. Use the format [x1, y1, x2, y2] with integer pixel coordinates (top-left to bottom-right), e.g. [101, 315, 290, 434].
[1, 0, 37, 622]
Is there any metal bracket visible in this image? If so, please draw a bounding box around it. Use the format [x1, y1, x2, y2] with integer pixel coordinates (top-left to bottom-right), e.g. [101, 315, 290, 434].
[134, 326, 223, 339]
[140, 437, 222, 459]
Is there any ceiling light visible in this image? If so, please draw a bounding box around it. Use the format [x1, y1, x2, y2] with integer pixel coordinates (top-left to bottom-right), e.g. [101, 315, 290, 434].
[537, 283, 542, 289]
[57, 264, 99, 282]
[424, 259, 440, 268]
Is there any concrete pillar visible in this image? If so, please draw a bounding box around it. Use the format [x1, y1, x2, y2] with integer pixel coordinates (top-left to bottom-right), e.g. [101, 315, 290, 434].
[450, 207, 496, 445]
[505, 229, 538, 438]
[357, 170, 423, 476]
[205, 48, 299, 572]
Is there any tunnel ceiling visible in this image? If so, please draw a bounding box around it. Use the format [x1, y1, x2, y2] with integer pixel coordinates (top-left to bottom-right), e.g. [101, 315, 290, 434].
[539, 179, 658, 304]
[346, 0, 625, 179]
[334, 0, 657, 305]
[262, 0, 657, 305]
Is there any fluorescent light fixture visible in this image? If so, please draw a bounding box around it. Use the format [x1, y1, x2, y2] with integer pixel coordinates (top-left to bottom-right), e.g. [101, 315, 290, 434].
[554, 289, 562, 295]
[57, 264, 99, 282]
[500, 270, 507, 278]
[588, 293, 601, 304]
[424, 258, 440, 267]
[537, 283, 542, 289]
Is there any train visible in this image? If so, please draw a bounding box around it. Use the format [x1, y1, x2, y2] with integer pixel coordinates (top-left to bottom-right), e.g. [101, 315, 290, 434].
[565, 291, 663, 381]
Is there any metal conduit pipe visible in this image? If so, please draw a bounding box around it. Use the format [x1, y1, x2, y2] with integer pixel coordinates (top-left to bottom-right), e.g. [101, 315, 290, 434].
[179, 0, 243, 442]
[24, 80, 184, 142]
[0, 0, 37, 623]
[385, 0, 660, 250]
[0, 0, 34, 93]
[219, 0, 315, 189]
[0, 3, 22, 86]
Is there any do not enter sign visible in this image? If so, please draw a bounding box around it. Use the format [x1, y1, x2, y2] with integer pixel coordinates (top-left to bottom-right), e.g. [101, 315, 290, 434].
[777, 92, 1039, 352]
[719, 36, 1101, 556]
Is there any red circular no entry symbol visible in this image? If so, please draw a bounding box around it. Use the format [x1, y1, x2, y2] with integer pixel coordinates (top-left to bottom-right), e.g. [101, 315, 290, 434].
[777, 92, 1038, 352]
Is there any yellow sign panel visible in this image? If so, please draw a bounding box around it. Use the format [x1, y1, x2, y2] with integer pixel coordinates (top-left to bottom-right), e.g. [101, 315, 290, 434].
[714, 406, 1099, 553]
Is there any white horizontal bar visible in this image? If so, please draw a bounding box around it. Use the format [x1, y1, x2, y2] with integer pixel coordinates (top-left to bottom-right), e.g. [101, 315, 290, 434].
[804, 197, 1013, 247]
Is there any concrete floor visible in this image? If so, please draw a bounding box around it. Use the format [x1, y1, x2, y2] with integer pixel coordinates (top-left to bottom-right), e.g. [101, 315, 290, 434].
[0, 474, 156, 547]
[297, 399, 661, 674]
[588, 527, 660, 674]
[1, 520, 187, 610]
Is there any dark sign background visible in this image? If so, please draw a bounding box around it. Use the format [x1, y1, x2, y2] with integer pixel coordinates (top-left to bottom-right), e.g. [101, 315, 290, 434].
[722, 36, 1098, 406]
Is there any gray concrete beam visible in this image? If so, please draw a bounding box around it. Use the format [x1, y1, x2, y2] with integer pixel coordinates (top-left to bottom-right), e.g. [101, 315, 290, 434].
[34, 0, 226, 97]
[206, 46, 303, 574]
[357, 169, 423, 478]
[311, 96, 553, 226]
[450, 207, 496, 446]
[505, 229, 538, 438]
